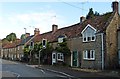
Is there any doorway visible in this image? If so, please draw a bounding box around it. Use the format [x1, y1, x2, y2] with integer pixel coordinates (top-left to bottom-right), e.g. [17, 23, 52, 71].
[72, 51, 78, 67]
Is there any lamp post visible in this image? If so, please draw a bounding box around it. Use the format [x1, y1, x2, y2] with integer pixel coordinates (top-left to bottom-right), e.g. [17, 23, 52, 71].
[24, 28, 27, 43]
[38, 49, 42, 67]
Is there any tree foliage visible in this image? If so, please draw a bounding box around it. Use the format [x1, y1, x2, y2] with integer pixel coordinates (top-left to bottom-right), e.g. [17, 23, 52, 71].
[55, 39, 71, 56]
[41, 42, 54, 56]
[23, 45, 30, 55]
[94, 11, 100, 16]
[86, 8, 100, 19]
[6, 33, 17, 42]
[20, 34, 25, 39]
[86, 8, 94, 19]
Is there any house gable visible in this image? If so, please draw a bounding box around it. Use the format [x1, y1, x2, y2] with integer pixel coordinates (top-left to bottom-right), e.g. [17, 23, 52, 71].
[81, 24, 96, 34]
[81, 24, 96, 42]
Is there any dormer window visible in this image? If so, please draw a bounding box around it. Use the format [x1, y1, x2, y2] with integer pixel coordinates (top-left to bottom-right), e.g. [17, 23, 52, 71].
[58, 35, 66, 43]
[81, 24, 96, 42]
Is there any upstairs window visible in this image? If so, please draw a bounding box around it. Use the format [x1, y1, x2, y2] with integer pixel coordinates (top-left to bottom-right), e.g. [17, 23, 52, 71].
[58, 35, 66, 43]
[42, 39, 47, 48]
[81, 24, 96, 42]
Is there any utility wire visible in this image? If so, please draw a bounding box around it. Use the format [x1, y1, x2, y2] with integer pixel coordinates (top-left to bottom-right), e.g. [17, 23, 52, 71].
[58, 0, 88, 11]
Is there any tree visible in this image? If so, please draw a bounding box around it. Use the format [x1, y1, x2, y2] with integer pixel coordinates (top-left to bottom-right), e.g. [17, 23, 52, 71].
[20, 34, 25, 39]
[6, 33, 17, 42]
[55, 39, 71, 56]
[94, 11, 100, 16]
[86, 8, 94, 19]
[32, 42, 54, 64]
[24, 45, 30, 54]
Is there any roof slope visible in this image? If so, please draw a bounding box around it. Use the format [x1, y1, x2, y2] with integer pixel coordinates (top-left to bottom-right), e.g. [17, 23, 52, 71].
[34, 12, 113, 43]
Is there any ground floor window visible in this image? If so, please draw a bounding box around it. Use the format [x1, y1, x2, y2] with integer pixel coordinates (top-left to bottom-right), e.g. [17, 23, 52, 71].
[57, 53, 64, 61]
[83, 50, 95, 60]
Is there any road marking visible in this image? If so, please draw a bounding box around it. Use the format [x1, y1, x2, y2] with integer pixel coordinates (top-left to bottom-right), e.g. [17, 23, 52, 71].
[46, 69, 74, 78]
[5, 71, 20, 78]
[41, 69, 45, 74]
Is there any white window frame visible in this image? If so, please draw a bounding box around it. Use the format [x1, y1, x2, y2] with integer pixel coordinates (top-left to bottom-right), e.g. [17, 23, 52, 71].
[82, 24, 96, 42]
[18, 46, 20, 50]
[91, 35, 96, 41]
[42, 39, 47, 48]
[58, 38, 64, 43]
[57, 53, 64, 61]
[82, 32, 96, 42]
[83, 50, 95, 60]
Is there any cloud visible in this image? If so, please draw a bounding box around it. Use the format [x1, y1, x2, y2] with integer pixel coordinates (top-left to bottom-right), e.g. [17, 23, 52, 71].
[0, 11, 66, 39]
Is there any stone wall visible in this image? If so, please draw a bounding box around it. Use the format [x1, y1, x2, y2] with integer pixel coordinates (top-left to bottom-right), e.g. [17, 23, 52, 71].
[67, 34, 103, 69]
[106, 12, 119, 69]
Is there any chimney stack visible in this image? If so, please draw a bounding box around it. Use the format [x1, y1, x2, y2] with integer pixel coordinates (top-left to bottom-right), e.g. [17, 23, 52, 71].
[25, 33, 30, 38]
[52, 24, 58, 33]
[34, 28, 40, 35]
[112, 1, 119, 13]
[80, 16, 86, 23]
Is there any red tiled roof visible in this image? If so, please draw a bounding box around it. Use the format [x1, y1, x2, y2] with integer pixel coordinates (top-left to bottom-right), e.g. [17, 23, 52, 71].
[2, 39, 21, 49]
[3, 42, 16, 49]
[34, 12, 113, 43]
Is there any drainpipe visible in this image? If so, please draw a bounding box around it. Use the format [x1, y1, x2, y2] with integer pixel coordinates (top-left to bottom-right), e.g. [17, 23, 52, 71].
[101, 33, 104, 70]
[71, 51, 73, 67]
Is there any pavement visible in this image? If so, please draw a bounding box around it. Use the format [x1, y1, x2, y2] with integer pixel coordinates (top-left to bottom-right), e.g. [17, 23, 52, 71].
[26, 65, 120, 78]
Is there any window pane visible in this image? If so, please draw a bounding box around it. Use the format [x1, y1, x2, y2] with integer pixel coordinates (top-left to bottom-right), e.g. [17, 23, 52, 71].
[88, 50, 90, 58]
[90, 50, 95, 59]
[58, 54, 60, 59]
[84, 38, 86, 41]
[53, 54, 55, 59]
[92, 36, 95, 40]
[88, 37, 91, 41]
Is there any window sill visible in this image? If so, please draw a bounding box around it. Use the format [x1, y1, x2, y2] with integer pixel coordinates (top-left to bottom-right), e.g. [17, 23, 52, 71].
[83, 40, 96, 43]
[57, 59, 64, 61]
[83, 58, 95, 61]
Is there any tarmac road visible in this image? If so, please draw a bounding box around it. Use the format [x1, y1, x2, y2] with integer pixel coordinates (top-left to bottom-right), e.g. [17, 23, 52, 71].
[1, 59, 68, 79]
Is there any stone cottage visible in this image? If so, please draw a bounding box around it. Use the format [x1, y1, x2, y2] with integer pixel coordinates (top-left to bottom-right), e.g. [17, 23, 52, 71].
[1, 1, 120, 70]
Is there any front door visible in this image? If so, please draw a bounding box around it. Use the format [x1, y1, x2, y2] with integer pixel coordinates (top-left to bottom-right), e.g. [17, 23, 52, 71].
[73, 51, 78, 67]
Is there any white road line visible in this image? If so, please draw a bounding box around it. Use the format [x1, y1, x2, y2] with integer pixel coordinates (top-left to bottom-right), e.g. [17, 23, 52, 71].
[46, 69, 74, 78]
[41, 69, 45, 74]
[5, 71, 20, 78]
[56, 75, 66, 78]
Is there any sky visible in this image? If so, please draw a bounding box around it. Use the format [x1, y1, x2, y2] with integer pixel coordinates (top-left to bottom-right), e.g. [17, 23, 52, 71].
[0, 0, 119, 39]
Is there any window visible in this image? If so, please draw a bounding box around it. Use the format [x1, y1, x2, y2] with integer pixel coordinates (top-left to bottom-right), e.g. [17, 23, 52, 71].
[58, 38, 64, 43]
[18, 46, 20, 50]
[83, 32, 96, 42]
[83, 50, 95, 60]
[58, 35, 66, 43]
[42, 39, 47, 48]
[57, 53, 64, 61]
[82, 25, 96, 42]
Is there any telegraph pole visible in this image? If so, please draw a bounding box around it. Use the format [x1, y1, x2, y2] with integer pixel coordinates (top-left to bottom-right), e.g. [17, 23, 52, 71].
[38, 39, 46, 67]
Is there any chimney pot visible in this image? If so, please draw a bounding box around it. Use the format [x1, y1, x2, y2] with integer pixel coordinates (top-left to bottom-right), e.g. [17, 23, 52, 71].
[25, 33, 30, 38]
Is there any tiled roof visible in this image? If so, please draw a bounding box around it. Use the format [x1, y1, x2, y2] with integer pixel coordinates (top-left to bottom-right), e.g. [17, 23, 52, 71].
[2, 39, 21, 49]
[3, 42, 16, 49]
[18, 35, 34, 46]
[34, 12, 113, 43]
